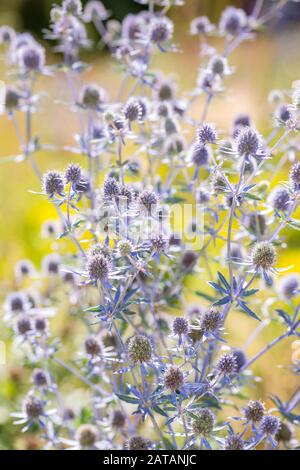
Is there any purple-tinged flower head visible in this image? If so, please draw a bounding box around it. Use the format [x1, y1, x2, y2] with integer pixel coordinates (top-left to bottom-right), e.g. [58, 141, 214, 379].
[18, 44, 45, 72]
[62, 0, 83, 16]
[197, 69, 215, 93]
[268, 89, 284, 105]
[208, 55, 227, 77]
[156, 102, 171, 117]
[119, 184, 134, 205]
[63, 408, 75, 421]
[76, 424, 98, 448]
[0, 25, 15, 44]
[224, 434, 244, 450]
[7, 292, 28, 313]
[190, 16, 214, 35]
[236, 127, 260, 156]
[251, 242, 277, 271]
[103, 177, 120, 198]
[233, 113, 251, 128]
[16, 315, 32, 335]
[126, 436, 151, 450]
[25, 396, 44, 420]
[34, 316, 48, 333]
[164, 366, 184, 391]
[32, 369, 49, 387]
[123, 99, 143, 122]
[127, 334, 153, 363]
[211, 173, 227, 194]
[191, 142, 210, 166]
[15, 260, 34, 279]
[164, 135, 185, 155]
[118, 239, 133, 257]
[85, 335, 102, 356]
[172, 317, 189, 336]
[277, 104, 293, 123]
[42, 220, 59, 238]
[83, 1, 110, 22]
[197, 123, 217, 145]
[200, 308, 222, 333]
[191, 408, 215, 437]
[62, 271, 76, 284]
[275, 422, 292, 443]
[243, 400, 265, 423]
[260, 415, 281, 436]
[217, 353, 237, 375]
[42, 170, 65, 197]
[150, 234, 169, 253]
[278, 273, 300, 299]
[232, 349, 247, 371]
[5, 87, 22, 111]
[74, 172, 90, 193]
[121, 14, 144, 41]
[80, 84, 107, 111]
[87, 254, 109, 282]
[156, 79, 175, 102]
[42, 254, 61, 275]
[181, 250, 198, 271]
[65, 163, 82, 185]
[196, 187, 210, 204]
[138, 189, 158, 215]
[269, 186, 290, 211]
[111, 410, 126, 429]
[88, 243, 112, 261]
[289, 161, 300, 191]
[219, 6, 247, 36]
[149, 17, 174, 44]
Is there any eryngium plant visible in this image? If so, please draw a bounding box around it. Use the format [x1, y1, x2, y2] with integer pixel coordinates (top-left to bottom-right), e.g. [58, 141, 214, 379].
[1, 0, 300, 451]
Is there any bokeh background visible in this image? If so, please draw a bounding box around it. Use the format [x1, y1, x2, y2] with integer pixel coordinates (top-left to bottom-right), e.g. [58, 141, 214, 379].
[0, 0, 300, 449]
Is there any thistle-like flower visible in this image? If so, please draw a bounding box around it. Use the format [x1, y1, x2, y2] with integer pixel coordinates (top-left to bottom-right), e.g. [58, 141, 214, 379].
[127, 335, 152, 363]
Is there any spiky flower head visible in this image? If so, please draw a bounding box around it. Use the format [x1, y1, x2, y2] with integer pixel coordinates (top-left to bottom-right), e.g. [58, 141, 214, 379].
[149, 17, 174, 44]
[289, 161, 300, 191]
[172, 317, 189, 336]
[251, 241, 276, 271]
[279, 273, 300, 299]
[191, 142, 210, 166]
[0, 25, 15, 44]
[42, 254, 60, 275]
[232, 349, 247, 371]
[18, 44, 45, 71]
[85, 335, 102, 356]
[80, 84, 106, 110]
[197, 123, 217, 144]
[164, 366, 184, 391]
[209, 55, 227, 76]
[111, 410, 126, 429]
[65, 163, 82, 184]
[32, 369, 49, 387]
[35, 316, 47, 332]
[127, 335, 152, 363]
[233, 113, 251, 129]
[25, 396, 44, 419]
[103, 177, 120, 198]
[138, 189, 158, 215]
[156, 80, 175, 102]
[150, 234, 169, 253]
[7, 292, 28, 312]
[217, 353, 237, 375]
[5, 87, 21, 111]
[191, 408, 215, 437]
[190, 16, 214, 35]
[15, 259, 34, 279]
[224, 434, 244, 450]
[237, 127, 260, 156]
[277, 104, 292, 123]
[87, 254, 109, 282]
[118, 239, 133, 257]
[260, 415, 281, 436]
[122, 14, 144, 41]
[123, 99, 143, 122]
[181, 250, 198, 270]
[127, 436, 151, 450]
[17, 315, 32, 335]
[269, 186, 290, 211]
[88, 243, 112, 261]
[200, 308, 222, 333]
[62, 0, 82, 16]
[42, 170, 65, 197]
[243, 400, 265, 423]
[76, 424, 98, 448]
[219, 6, 247, 36]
